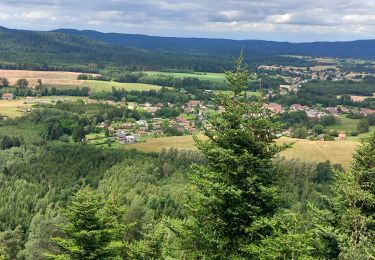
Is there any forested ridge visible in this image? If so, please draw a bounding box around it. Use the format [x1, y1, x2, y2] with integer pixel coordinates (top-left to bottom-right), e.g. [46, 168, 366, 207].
[55, 28, 375, 59]
[0, 27, 233, 72]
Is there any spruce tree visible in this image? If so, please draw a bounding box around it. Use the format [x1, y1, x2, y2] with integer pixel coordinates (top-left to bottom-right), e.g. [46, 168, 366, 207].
[184, 54, 287, 258]
[45, 187, 126, 259]
[312, 132, 375, 259]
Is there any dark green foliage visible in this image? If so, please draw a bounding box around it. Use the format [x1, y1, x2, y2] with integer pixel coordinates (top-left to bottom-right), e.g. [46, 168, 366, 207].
[357, 118, 370, 133]
[72, 125, 85, 142]
[155, 106, 181, 118]
[281, 111, 309, 128]
[312, 132, 375, 258]
[90, 87, 189, 104]
[183, 55, 287, 258]
[0, 135, 22, 150]
[45, 187, 126, 259]
[15, 79, 28, 88]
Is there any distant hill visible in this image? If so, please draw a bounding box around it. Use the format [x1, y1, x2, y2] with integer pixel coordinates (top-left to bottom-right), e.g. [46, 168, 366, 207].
[0, 26, 373, 73]
[0, 27, 233, 72]
[54, 29, 375, 59]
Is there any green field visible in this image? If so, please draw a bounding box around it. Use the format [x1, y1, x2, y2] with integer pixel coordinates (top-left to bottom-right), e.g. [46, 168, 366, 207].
[215, 90, 259, 96]
[81, 80, 164, 92]
[327, 116, 360, 132]
[327, 115, 375, 140]
[144, 71, 227, 83]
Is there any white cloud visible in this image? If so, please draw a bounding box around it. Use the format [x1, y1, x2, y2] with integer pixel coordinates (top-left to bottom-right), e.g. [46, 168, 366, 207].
[0, 0, 374, 41]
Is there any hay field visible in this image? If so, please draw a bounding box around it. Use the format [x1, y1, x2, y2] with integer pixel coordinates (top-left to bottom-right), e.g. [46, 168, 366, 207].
[0, 96, 91, 118]
[0, 99, 32, 118]
[126, 136, 358, 168]
[0, 70, 164, 92]
[0, 69, 93, 87]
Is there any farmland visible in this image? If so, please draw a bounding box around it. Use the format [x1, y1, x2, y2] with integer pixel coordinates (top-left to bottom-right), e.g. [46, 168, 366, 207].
[81, 80, 164, 92]
[0, 69, 91, 87]
[0, 96, 91, 118]
[125, 136, 358, 168]
[144, 71, 227, 83]
[327, 115, 375, 140]
[0, 69, 164, 93]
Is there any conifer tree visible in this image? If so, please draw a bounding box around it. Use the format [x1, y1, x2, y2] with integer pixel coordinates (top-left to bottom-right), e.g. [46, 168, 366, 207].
[45, 187, 126, 259]
[312, 133, 375, 259]
[184, 53, 287, 258]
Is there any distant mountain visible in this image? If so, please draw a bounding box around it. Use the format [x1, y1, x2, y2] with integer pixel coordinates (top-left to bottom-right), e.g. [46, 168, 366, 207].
[54, 29, 375, 59]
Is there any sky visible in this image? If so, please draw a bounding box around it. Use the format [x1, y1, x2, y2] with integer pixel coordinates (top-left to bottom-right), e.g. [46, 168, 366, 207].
[0, 0, 375, 42]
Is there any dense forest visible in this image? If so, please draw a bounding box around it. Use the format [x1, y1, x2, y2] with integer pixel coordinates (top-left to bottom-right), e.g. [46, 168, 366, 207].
[0, 27, 232, 73]
[55, 29, 375, 59]
[0, 55, 373, 259]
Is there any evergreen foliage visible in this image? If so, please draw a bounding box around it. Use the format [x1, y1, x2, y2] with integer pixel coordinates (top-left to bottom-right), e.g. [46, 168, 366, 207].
[183, 54, 288, 258]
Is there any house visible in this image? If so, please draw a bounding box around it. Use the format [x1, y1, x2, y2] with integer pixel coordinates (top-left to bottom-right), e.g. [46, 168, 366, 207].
[264, 103, 283, 114]
[306, 110, 320, 120]
[188, 100, 202, 107]
[327, 107, 340, 115]
[122, 123, 133, 130]
[26, 96, 33, 103]
[116, 130, 138, 144]
[338, 133, 347, 141]
[360, 108, 375, 116]
[184, 106, 194, 114]
[2, 93, 14, 100]
[290, 104, 309, 111]
[136, 120, 148, 130]
[279, 85, 293, 95]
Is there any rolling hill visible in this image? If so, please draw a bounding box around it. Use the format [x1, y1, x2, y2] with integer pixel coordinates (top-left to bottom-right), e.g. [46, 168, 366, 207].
[0, 26, 374, 74]
[54, 29, 375, 59]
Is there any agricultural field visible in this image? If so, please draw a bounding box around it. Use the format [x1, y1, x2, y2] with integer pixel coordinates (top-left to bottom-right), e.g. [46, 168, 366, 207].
[125, 136, 358, 168]
[81, 80, 164, 92]
[0, 69, 93, 87]
[0, 96, 91, 118]
[0, 70, 164, 93]
[327, 115, 375, 139]
[144, 71, 227, 83]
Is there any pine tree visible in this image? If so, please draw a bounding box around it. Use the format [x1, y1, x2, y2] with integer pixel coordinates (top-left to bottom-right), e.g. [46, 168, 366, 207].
[184, 54, 288, 258]
[45, 187, 126, 259]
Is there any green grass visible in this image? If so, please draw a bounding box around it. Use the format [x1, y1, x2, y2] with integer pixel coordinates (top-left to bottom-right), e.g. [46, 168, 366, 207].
[326, 115, 375, 140]
[215, 90, 259, 96]
[327, 116, 360, 132]
[144, 71, 227, 83]
[81, 80, 164, 92]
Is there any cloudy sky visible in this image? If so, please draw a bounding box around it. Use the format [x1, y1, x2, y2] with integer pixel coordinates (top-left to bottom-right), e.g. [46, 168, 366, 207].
[0, 0, 374, 42]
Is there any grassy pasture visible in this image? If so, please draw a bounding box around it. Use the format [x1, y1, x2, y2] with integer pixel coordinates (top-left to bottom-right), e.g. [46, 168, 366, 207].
[81, 80, 164, 92]
[144, 71, 227, 83]
[327, 115, 375, 140]
[125, 136, 358, 168]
